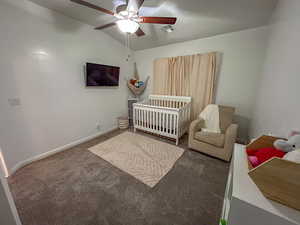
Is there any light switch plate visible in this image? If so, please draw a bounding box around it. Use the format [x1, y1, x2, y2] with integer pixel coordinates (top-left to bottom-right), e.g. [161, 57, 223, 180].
[8, 98, 21, 107]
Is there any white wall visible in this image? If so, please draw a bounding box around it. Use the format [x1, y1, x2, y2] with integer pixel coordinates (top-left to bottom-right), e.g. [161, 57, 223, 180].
[251, 0, 300, 138]
[134, 27, 270, 142]
[0, 0, 133, 173]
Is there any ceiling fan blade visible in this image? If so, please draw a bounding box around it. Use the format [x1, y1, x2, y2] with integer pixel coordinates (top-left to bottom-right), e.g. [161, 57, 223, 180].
[94, 22, 116, 30]
[135, 27, 145, 37]
[140, 16, 177, 25]
[127, 0, 144, 11]
[70, 0, 114, 15]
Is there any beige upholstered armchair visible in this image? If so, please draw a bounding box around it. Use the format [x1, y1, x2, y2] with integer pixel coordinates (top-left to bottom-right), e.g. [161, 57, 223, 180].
[188, 106, 238, 161]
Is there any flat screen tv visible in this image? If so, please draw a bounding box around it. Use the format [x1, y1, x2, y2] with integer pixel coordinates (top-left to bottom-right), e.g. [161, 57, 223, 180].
[86, 62, 120, 87]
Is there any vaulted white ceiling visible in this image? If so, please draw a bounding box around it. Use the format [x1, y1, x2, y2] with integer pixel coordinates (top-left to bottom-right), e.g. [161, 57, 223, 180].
[28, 0, 278, 50]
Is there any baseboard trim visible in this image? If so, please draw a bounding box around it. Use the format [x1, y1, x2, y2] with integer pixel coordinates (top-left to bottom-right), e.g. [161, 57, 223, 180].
[9, 127, 118, 176]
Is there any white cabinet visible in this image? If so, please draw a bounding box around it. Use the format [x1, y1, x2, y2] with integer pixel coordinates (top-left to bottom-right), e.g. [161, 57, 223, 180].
[220, 144, 300, 225]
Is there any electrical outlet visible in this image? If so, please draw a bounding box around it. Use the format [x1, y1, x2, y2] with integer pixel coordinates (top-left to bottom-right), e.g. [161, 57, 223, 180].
[96, 123, 101, 131]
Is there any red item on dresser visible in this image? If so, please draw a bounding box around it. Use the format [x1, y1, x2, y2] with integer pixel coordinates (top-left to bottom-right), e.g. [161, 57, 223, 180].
[246, 147, 286, 167]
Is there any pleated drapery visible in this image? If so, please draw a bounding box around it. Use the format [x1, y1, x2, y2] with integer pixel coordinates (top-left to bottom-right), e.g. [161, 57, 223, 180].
[152, 52, 217, 119]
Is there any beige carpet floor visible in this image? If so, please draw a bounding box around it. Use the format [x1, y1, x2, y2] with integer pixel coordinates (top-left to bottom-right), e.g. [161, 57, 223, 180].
[89, 131, 184, 187]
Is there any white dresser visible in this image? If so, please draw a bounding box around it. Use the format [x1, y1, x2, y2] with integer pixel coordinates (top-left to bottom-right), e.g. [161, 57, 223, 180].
[220, 144, 300, 225]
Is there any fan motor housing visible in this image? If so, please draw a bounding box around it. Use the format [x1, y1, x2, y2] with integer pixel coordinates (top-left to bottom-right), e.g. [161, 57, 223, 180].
[116, 4, 127, 14]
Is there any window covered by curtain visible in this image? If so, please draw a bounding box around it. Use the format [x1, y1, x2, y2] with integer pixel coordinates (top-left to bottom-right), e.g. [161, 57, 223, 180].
[152, 52, 217, 119]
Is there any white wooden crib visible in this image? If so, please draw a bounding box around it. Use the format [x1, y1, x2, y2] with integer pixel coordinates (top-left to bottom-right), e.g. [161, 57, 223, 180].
[133, 95, 192, 145]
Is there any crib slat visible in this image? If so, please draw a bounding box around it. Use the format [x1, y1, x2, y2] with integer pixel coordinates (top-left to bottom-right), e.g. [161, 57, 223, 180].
[153, 111, 155, 130]
[158, 111, 161, 131]
[171, 114, 174, 134]
[152, 110, 155, 130]
[135, 108, 137, 126]
[147, 110, 149, 128]
[146, 110, 148, 127]
[170, 114, 173, 133]
[141, 109, 145, 127]
[166, 114, 169, 133]
[144, 110, 147, 128]
[179, 111, 182, 136]
[144, 110, 146, 128]
[136, 108, 139, 126]
[173, 114, 177, 135]
[150, 110, 152, 130]
[156, 111, 159, 131]
[140, 109, 142, 127]
[154, 111, 156, 130]
[138, 109, 140, 126]
[139, 109, 141, 126]
[162, 112, 165, 133]
[143, 110, 146, 127]
[142, 109, 144, 126]
[154, 111, 158, 130]
[139, 109, 142, 126]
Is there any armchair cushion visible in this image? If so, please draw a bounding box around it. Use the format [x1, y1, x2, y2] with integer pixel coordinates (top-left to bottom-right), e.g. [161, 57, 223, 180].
[194, 131, 225, 147]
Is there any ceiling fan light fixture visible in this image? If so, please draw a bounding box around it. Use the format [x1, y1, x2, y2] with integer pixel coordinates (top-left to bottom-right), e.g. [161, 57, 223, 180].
[119, 10, 129, 17]
[116, 19, 140, 34]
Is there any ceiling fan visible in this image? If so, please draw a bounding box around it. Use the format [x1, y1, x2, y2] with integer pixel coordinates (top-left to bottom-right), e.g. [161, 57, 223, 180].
[70, 0, 177, 36]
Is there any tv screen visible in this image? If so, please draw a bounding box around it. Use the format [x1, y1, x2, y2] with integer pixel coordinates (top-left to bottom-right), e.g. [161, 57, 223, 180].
[86, 63, 120, 86]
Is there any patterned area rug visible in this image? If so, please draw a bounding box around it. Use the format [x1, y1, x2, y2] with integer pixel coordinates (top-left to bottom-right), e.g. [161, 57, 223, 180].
[89, 132, 184, 187]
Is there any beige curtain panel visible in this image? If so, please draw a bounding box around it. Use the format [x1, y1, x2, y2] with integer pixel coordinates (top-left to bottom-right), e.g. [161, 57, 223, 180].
[152, 52, 217, 119]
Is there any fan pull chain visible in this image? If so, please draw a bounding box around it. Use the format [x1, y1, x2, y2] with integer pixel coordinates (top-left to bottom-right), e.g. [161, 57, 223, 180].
[126, 33, 131, 62]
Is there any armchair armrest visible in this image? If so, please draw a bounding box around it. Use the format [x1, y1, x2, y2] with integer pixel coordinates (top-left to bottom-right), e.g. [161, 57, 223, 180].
[223, 123, 238, 161]
[189, 118, 204, 135]
[189, 118, 204, 141]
